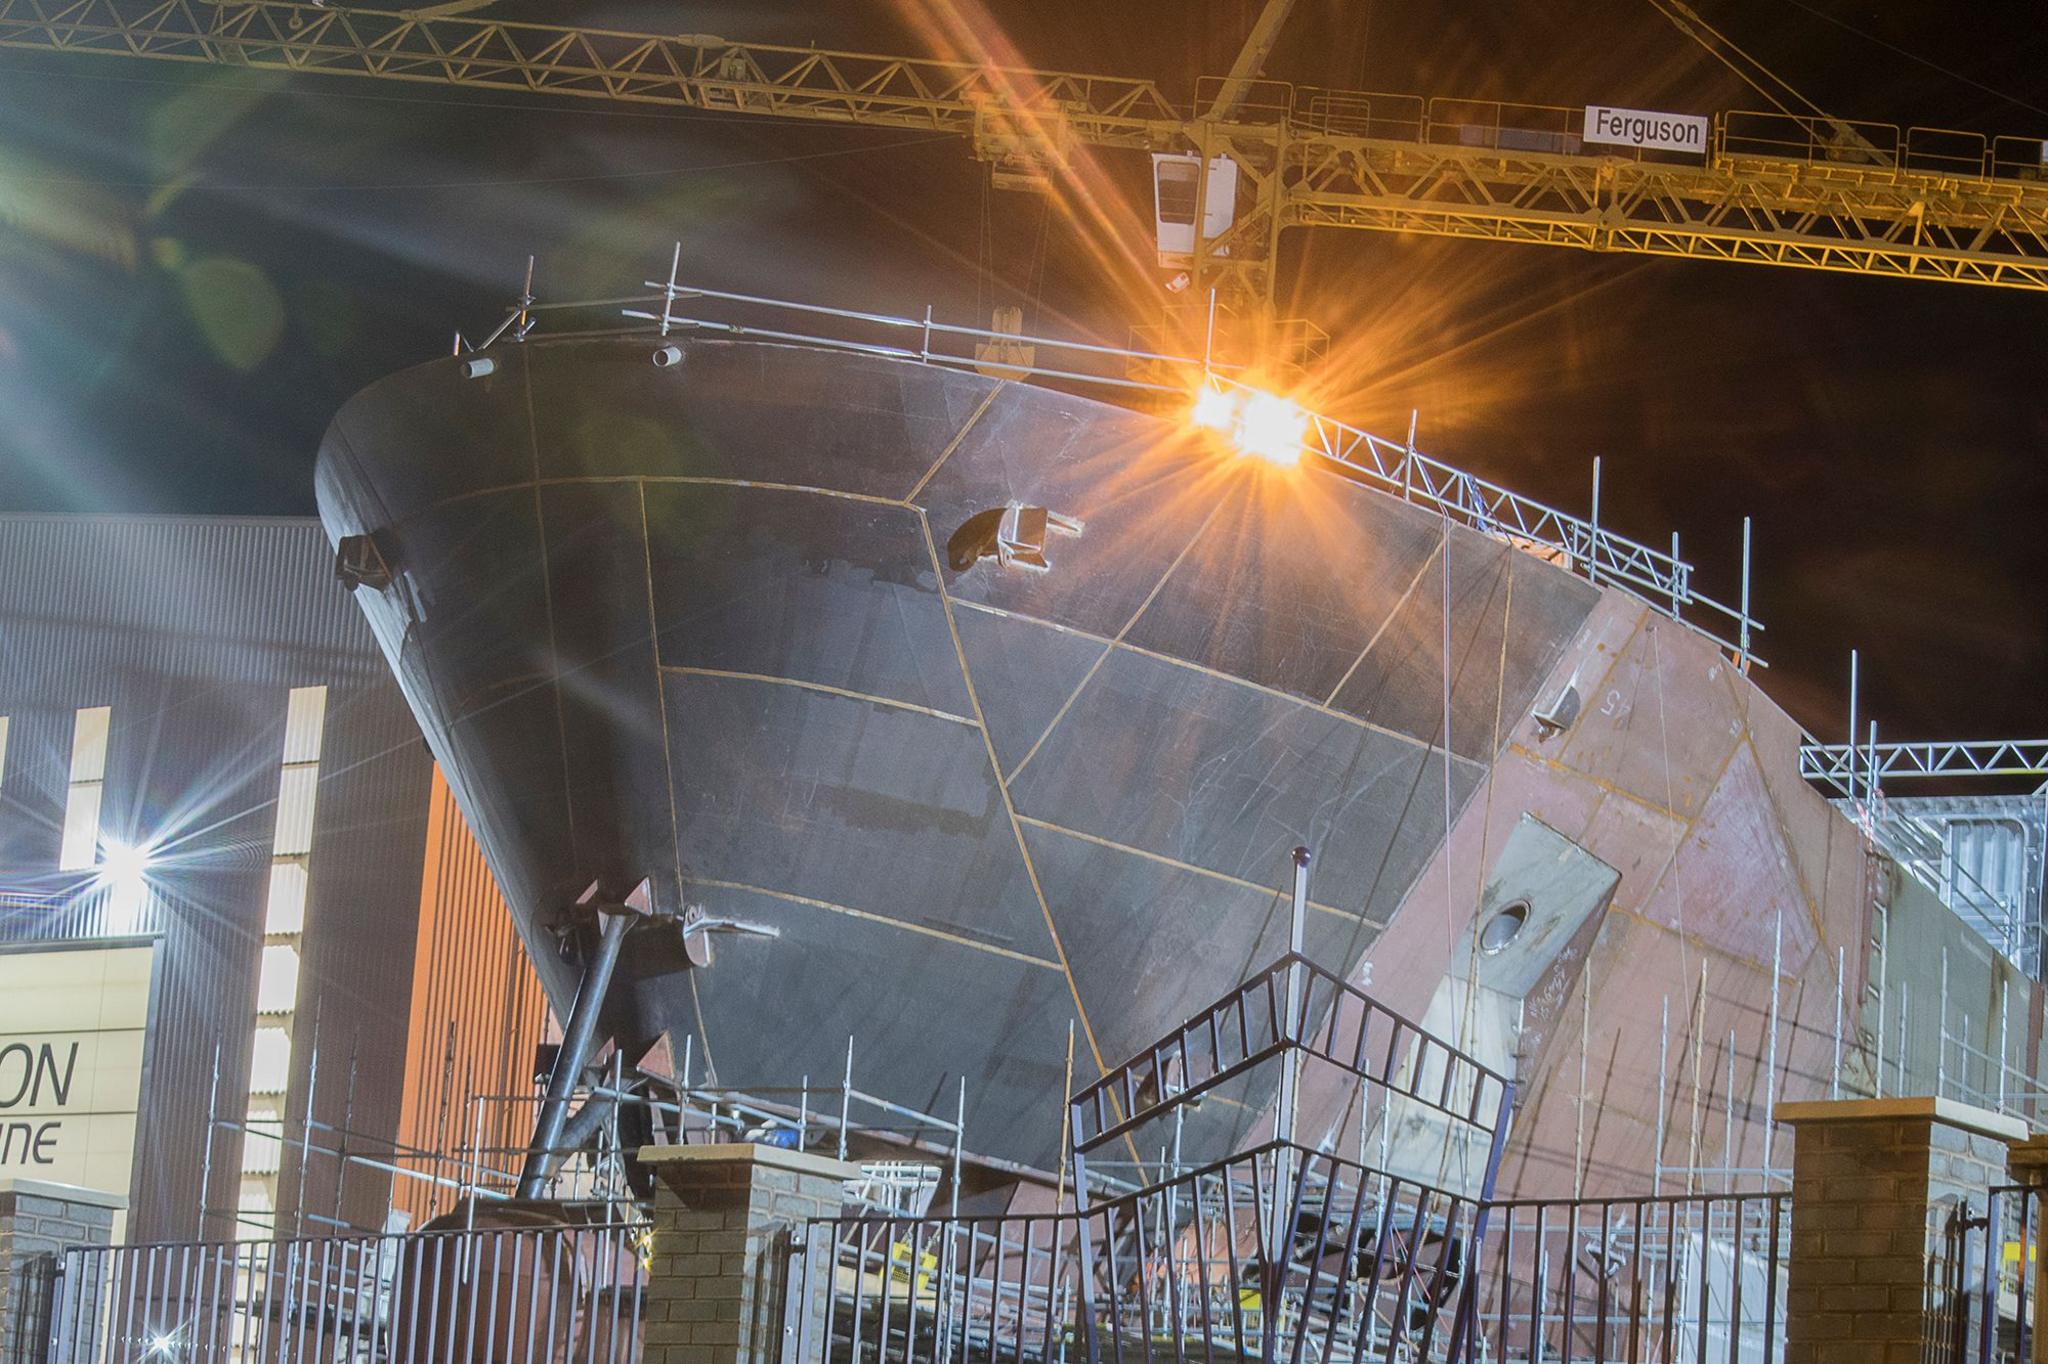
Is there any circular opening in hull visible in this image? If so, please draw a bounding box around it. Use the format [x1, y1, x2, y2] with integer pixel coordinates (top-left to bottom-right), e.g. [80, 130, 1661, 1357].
[1479, 900, 1530, 956]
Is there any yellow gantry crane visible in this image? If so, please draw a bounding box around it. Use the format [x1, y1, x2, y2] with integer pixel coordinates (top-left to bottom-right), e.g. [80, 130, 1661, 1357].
[4, 0, 2046, 325]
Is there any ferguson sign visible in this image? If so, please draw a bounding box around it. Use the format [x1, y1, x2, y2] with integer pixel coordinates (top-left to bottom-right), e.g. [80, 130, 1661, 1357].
[0, 942, 156, 1197]
[1584, 105, 1709, 155]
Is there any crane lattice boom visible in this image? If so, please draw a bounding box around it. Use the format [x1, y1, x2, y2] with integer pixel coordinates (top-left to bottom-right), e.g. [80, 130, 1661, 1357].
[5, 0, 2047, 303]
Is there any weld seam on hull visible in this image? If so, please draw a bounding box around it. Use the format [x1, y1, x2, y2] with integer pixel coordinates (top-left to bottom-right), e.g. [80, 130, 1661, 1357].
[947, 595, 1490, 779]
[396, 473, 914, 523]
[659, 665, 980, 726]
[914, 507, 1118, 1096]
[681, 876, 1063, 970]
[1013, 815, 1369, 924]
[905, 381, 1005, 503]
[1323, 535, 1447, 706]
[1004, 498, 1233, 784]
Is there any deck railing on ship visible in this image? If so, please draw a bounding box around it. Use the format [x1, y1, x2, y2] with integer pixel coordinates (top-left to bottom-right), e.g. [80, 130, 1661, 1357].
[464, 262, 1764, 672]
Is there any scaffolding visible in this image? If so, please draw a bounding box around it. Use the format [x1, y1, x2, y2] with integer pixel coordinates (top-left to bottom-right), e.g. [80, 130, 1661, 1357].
[193, 1032, 972, 1237]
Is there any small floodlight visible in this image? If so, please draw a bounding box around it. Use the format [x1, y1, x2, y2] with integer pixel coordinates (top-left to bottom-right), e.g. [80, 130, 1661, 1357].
[652, 344, 683, 368]
[145, 1331, 178, 1359]
[460, 356, 497, 380]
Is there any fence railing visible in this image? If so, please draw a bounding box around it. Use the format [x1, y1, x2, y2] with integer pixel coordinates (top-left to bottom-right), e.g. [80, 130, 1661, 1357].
[796, 1139, 1499, 1364]
[798, 1211, 1084, 1364]
[1980, 1184, 2044, 1363]
[40, 1181, 1804, 1364]
[796, 1155, 1795, 1364]
[45, 1219, 647, 1363]
[1472, 1190, 1790, 1364]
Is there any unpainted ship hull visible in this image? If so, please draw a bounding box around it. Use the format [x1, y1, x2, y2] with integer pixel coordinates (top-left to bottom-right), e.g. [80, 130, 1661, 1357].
[318, 336, 2007, 1193]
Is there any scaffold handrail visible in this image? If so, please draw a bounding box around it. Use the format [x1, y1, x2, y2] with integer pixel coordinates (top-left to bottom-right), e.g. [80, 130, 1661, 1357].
[1066, 951, 1512, 1158]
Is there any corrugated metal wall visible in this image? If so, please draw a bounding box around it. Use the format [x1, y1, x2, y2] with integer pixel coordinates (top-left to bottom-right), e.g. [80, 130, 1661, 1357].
[0, 515, 451, 1241]
[391, 766, 550, 1229]
[272, 674, 437, 1236]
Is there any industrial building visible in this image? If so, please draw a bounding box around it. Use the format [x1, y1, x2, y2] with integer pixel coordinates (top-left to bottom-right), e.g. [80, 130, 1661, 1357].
[0, 514, 547, 1243]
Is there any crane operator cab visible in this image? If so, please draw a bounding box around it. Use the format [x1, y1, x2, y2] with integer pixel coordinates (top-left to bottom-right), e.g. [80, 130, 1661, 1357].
[1151, 153, 1239, 267]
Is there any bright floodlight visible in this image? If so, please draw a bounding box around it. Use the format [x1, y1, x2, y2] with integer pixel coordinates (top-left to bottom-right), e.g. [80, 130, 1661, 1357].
[1235, 390, 1307, 466]
[1188, 385, 1306, 467]
[146, 1333, 178, 1359]
[1190, 385, 1238, 434]
[96, 840, 154, 914]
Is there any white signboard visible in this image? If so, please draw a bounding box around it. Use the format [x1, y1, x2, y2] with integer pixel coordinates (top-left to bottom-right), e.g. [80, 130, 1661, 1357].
[0, 943, 156, 1198]
[1584, 105, 1709, 155]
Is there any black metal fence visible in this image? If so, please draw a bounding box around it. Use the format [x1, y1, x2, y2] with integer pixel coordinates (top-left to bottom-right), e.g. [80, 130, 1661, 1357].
[1975, 1183, 2046, 1364]
[43, 1219, 646, 1363]
[795, 1141, 1493, 1364]
[37, 942, 1821, 1364]
[1474, 1191, 1789, 1364]
[795, 942, 1801, 1364]
[796, 1170, 1792, 1364]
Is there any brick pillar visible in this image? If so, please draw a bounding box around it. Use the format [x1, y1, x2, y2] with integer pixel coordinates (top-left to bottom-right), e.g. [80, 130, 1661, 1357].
[636, 1144, 857, 1364]
[1777, 1097, 2023, 1364]
[0, 1177, 125, 1364]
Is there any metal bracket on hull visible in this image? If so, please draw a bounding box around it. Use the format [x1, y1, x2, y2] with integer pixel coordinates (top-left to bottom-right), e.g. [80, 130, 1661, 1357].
[333, 533, 393, 593]
[517, 877, 652, 1199]
[945, 503, 1083, 573]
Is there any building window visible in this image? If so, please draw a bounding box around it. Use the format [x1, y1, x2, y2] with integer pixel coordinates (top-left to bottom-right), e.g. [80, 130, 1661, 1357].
[237, 685, 328, 1237]
[58, 706, 111, 870]
[0, 716, 10, 785]
[255, 944, 301, 1014]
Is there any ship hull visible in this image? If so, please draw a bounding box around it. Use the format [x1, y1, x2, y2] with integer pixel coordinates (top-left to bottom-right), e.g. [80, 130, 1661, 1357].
[316, 336, 1604, 1171]
[321, 336, 1983, 1195]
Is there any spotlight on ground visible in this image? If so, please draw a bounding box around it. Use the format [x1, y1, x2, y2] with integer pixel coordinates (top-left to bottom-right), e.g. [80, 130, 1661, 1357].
[1187, 385, 1308, 467]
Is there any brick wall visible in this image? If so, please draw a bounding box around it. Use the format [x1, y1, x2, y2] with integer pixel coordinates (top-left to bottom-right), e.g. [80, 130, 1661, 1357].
[637, 1145, 856, 1364]
[0, 1179, 124, 1364]
[1778, 1097, 2024, 1364]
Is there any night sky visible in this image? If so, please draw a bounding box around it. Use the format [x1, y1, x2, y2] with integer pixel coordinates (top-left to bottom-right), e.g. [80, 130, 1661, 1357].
[0, 0, 2042, 751]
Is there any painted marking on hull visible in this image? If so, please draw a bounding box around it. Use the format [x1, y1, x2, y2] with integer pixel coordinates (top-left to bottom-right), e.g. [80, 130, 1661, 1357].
[660, 666, 979, 727]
